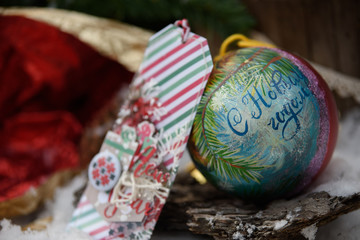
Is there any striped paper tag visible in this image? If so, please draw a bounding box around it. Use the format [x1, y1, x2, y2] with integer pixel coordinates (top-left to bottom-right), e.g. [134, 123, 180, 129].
[68, 21, 213, 240]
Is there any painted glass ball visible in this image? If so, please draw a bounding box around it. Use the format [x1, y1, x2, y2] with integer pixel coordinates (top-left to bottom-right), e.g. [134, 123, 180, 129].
[188, 47, 338, 202]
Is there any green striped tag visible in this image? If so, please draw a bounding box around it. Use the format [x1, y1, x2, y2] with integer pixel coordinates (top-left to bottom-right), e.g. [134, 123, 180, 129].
[68, 21, 213, 240]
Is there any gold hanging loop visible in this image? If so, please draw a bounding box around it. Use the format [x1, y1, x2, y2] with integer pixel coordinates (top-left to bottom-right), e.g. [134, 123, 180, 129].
[214, 34, 276, 62]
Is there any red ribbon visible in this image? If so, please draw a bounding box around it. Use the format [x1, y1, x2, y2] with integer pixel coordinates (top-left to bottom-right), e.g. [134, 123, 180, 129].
[175, 19, 190, 43]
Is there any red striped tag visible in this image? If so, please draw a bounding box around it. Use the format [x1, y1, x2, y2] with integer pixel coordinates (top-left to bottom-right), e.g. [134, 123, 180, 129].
[69, 20, 213, 240]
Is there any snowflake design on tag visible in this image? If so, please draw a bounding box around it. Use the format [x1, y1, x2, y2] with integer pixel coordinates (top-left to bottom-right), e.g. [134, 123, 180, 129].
[88, 151, 122, 192]
[115, 79, 167, 129]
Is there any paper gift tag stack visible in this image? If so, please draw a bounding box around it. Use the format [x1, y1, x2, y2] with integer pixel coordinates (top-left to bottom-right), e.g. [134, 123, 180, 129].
[68, 19, 213, 239]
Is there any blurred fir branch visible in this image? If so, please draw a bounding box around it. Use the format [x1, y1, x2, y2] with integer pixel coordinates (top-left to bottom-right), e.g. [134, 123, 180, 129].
[0, 0, 255, 38]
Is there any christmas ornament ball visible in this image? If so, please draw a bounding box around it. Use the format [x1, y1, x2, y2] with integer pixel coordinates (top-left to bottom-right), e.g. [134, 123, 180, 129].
[188, 47, 338, 202]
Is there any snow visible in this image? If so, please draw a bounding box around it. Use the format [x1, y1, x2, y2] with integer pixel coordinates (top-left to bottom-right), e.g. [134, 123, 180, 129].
[245, 223, 255, 235]
[232, 231, 245, 240]
[317, 209, 360, 240]
[206, 216, 214, 228]
[273, 219, 288, 230]
[286, 211, 294, 222]
[294, 206, 302, 212]
[0, 174, 91, 240]
[235, 221, 256, 238]
[314, 109, 360, 239]
[274, 109, 360, 237]
[301, 224, 318, 240]
[309, 109, 360, 196]
[0, 109, 360, 239]
[255, 211, 263, 218]
[285, 207, 300, 222]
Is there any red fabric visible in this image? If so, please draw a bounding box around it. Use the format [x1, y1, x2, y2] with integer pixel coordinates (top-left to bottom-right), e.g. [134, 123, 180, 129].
[0, 16, 133, 201]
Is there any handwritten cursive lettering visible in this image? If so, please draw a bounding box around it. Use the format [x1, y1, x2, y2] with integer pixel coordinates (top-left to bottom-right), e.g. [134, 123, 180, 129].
[226, 68, 312, 141]
[242, 87, 271, 119]
[134, 151, 171, 184]
[227, 108, 248, 136]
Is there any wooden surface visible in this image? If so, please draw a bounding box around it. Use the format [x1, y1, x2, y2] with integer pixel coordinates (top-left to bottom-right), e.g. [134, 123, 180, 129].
[243, 0, 360, 78]
[155, 172, 360, 239]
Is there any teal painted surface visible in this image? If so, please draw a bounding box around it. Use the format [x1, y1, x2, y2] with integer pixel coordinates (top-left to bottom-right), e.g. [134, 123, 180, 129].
[189, 48, 324, 201]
